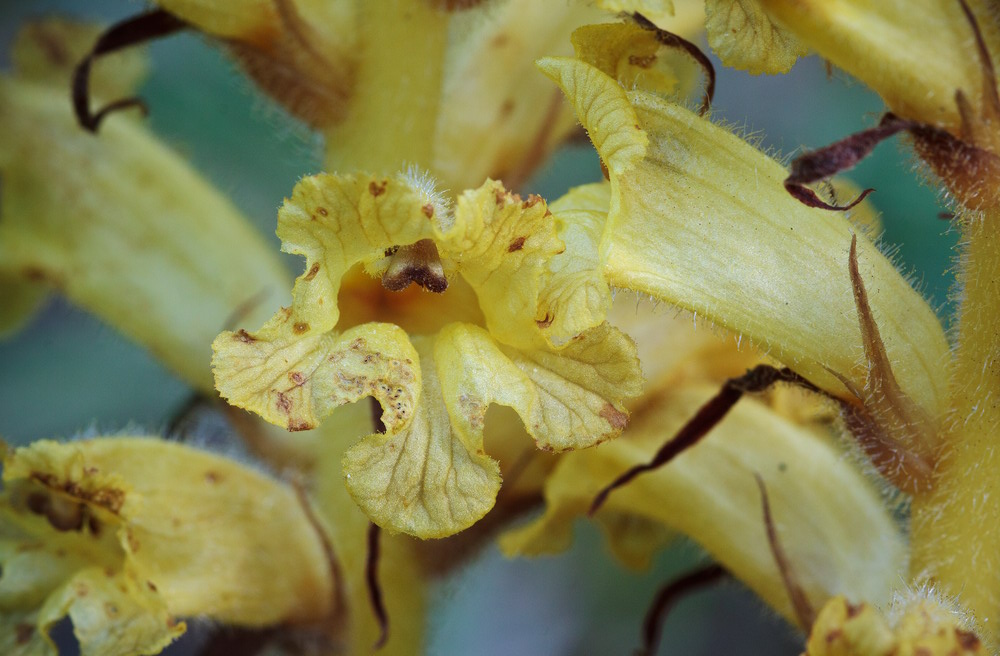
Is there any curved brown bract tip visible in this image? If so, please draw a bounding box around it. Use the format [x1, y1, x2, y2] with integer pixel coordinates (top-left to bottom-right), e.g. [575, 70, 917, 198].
[636, 564, 728, 656]
[754, 473, 815, 629]
[784, 114, 914, 210]
[366, 522, 390, 651]
[72, 10, 187, 133]
[844, 235, 937, 493]
[957, 0, 1000, 123]
[631, 13, 716, 116]
[589, 365, 821, 516]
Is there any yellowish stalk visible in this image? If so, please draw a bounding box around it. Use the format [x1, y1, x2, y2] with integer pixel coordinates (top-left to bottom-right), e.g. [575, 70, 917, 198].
[911, 211, 1000, 641]
[323, 0, 449, 174]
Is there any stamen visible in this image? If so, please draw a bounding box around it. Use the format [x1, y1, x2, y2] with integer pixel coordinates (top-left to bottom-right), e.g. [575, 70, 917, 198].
[754, 473, 815, 629]
[366, 522, 389, 650]
[784, 114, 914, 210]
[381, 239, 448, 293]
[589, 365, 820, 515]
[636, 564, 728, 656]
[631, 13, 716, 116]
[72, 10, 188, 133]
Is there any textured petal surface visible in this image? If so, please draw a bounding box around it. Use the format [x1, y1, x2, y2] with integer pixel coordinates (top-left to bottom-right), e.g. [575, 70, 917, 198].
[0, 437, 334, 648]
[540, 54, 949, 415]
[704, 0, 807, 75]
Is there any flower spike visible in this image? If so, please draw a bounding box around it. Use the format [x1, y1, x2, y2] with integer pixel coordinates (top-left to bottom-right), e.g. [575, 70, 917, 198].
[72, 10, 187, 132]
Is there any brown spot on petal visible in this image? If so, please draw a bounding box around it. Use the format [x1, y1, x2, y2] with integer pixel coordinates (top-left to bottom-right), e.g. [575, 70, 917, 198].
[15, 624, 34, 645]
[599, 404, 629, 431]
[956, 628, 982, 651]
[316, 206, 328, 216]
[422, 203, 434, 218]
[304, 263, 321, 281]
[288, 420, 313, 432]
[293, 322, 310, 334]
[845, 601, 864, 619]
[507, 236, 526, 252]
[204, 471, 222, 484]
[824, 629, 843, 644]
[277, 392, 292, 414]
[628, 54, 657, 69]
[234, 329, 256, 343]
[535, 313, 553, 329]
[369, 180, 387, 197]
[30, 472, 125, 515]
[289, 371, 306, 385]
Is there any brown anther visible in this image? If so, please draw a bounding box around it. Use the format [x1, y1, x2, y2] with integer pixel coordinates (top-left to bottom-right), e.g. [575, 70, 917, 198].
[72, 10, 188, 133]
[631, 13, 716, 116]
[755, 473, 816, 629]
[381, 239, 448, 293]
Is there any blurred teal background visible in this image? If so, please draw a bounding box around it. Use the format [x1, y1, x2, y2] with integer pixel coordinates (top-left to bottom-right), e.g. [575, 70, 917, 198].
[0, 2, 953, 654]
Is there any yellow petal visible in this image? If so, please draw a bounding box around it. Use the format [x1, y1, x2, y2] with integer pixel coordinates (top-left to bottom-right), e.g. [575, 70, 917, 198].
[757, 0, 993, 131]
[536, 58, 648, 176]
[342, 335, 501, 538]
[37, 568, 183, 656]
[214, 320, 420, 433]
[704, 0, 808, 75]
[502, 384, 907, 625]
[436, 321, 642, 453]
[438, 181, 563, 349]
[540, 55, 949, 415]
[0, 77, 290, 391]
[2, 438, 334, 626]
[543, 182, 613, 343]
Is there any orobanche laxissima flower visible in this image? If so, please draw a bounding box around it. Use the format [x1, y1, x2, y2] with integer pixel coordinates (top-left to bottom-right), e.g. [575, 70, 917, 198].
[0, 0, 997, 655]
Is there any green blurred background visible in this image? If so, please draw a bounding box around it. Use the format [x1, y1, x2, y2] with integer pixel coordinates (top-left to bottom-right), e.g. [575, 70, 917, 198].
[0, 2, 953, 654]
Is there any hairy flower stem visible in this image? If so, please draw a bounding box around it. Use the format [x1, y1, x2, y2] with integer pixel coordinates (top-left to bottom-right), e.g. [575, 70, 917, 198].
[322, 0, 448, 175]
[911, 212, 1000, 643]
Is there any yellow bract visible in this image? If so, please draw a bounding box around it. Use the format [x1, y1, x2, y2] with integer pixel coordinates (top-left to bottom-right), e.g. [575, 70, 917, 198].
[502, 382, 906, 626]
[538, 42, 950, 416]
[213, 172, 643, 537]
[0, 65, 289, 391]
[756, 0, 994, 132]
[704, 0, 807, 75]
[0, 438, 334, 655]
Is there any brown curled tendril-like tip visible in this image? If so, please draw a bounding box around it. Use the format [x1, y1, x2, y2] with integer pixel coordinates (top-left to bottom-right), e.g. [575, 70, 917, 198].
[72, 10, 188, 133]
[784, 114, 917, 210]
[631, 13, 716, 116]
[589, 365, 821, 516]
[636, 564, 728, 656]
[366, 522, 389, 651]
[754, 473, 816, 629]
[957, 0, 1000, 122]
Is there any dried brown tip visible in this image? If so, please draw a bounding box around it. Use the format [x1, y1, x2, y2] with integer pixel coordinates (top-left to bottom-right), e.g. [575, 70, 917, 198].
[72, 10, 187, 133]
[631, 13, 716, 116]
[366, 522, 389, 651]
[957, 0, 1000, 124]
[784, 114, 916, 210]
[381, 239, 448, 293]
[636, 564, 728, 656]
[844, 235, 936, 493]
[589, 365, 821, 516]
[754, 473, 815, 629]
